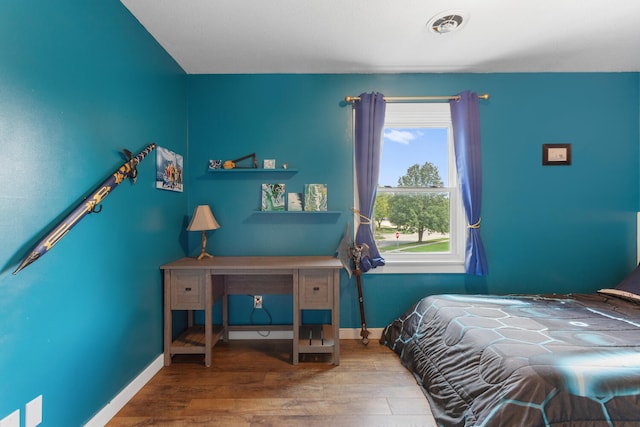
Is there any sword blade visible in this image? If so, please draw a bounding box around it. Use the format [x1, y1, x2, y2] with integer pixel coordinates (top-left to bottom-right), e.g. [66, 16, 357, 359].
[13, 143, 156, 274]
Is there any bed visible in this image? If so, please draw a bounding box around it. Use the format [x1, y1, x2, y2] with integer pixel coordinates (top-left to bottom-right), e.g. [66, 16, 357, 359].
[380, 267, 640, 427]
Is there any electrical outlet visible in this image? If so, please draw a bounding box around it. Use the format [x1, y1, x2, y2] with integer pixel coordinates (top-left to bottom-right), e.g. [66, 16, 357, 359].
[25, 395, 42, 427]
[254, 295, 263, 309]
[0, 410, 20, 427]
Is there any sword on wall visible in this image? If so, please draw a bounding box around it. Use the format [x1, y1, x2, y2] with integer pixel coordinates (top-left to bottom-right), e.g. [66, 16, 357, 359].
[13, 143, 156, 275]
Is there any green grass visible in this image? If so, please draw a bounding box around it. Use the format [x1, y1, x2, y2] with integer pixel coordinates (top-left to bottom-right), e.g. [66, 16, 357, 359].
[403, 241, 449, 252]
[378, 238, 449, 253]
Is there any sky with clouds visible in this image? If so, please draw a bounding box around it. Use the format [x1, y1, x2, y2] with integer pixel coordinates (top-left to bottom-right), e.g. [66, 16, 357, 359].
[379, 127, 449, 187]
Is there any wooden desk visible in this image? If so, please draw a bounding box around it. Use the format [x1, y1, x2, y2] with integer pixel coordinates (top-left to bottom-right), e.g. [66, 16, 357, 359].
[161, 256, 342, 366]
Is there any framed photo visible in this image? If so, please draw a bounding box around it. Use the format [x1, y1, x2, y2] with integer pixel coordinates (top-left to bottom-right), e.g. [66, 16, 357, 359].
[261, 183, 286, 211]
[304, 184, 327, 211]
[156, 146, 184, 192]
[263, 159, 276, 169]
[542, 144, 571, 166]
[287, 193, 303, 211]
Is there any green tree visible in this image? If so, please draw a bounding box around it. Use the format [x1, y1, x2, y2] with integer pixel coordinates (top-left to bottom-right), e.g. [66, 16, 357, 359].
[373, 192, 390, 228]
[387, 162, 449, 242]
[397, 163, 443, 187]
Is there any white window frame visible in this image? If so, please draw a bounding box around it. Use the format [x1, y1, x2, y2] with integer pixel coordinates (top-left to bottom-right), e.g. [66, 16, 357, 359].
[354, 103, 466, 274]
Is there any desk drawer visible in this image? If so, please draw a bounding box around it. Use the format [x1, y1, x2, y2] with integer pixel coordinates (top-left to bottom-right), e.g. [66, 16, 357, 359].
[299, 270, 334, 309]
[170, 270, 206, 310]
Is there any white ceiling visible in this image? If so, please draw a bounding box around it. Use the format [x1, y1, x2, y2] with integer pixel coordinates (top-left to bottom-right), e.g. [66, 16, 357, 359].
[120, 0, 640, 74]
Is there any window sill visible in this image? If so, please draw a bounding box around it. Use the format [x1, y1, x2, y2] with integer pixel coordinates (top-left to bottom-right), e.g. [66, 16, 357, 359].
[367, 260, 465, 274]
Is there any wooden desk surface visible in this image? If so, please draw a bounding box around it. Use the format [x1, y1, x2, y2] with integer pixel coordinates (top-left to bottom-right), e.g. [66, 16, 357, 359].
[161, 256, 343, 271]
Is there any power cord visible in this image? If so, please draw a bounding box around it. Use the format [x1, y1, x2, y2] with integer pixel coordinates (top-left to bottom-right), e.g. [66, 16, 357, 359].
[247, 294, 273, 337]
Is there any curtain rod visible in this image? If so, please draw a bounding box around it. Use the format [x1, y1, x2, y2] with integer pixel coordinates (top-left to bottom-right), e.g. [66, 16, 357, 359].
[344, 93, 490, 103]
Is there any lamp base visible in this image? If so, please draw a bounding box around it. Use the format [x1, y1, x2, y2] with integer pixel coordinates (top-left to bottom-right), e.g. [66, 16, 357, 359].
[196, 251, 213, 260]
[195, 230, 214, 260]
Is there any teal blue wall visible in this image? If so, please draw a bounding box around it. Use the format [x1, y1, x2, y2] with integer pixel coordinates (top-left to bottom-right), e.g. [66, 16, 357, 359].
[1, 1, 639, 425]
[0, 1, 187, 425]
[188, 73, 640, 330]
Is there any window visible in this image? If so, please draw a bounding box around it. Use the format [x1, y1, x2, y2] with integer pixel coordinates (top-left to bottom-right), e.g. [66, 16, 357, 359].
[366, 103, 465, 273]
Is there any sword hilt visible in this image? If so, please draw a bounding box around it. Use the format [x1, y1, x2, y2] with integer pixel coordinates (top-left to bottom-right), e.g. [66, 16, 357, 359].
[123, 143, 156, 184]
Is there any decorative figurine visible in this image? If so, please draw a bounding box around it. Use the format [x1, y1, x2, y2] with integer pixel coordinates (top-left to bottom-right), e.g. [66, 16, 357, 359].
[208, 159, 222, 170]
[223, 152, 257, 169]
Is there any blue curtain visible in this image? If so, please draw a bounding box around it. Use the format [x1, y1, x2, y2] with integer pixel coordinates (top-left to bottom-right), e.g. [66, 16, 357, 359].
[450, 91, 488, 275]
[354, 92, 386, 272]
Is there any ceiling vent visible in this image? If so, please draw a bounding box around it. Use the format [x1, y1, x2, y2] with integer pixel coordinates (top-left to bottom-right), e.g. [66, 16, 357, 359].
[428, 11, 468, 34]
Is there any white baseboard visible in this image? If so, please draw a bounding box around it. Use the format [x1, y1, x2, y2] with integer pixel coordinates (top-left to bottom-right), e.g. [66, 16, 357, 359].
[228, 328, 383, 340]
[85, 328, 385, 425]
[339, 327, 383, 340]
[84, 354, 163, 427]
[228, 330, 293, 340]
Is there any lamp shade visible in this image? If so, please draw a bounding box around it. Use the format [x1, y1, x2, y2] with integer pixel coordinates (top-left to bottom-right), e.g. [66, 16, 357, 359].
[187, 205, 220, 231]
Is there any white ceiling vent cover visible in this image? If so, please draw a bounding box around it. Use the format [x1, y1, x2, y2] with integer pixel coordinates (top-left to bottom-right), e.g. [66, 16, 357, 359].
[428, 11, 469, 34]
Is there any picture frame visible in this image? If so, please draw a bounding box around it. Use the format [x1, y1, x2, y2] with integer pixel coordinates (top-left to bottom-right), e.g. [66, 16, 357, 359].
[261, 183, 286, 211]
[287, 193, 303, 211]
[155, 146, 184, 192]
[304, 184, 328, 211]
[542, 143, 571, 166]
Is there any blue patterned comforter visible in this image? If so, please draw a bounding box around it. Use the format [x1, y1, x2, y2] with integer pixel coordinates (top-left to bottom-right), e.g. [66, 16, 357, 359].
[380, 293, 640, 427]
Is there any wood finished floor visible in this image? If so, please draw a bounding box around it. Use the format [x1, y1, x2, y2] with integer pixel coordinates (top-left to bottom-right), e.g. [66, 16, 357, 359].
[108, 339, 437, 426]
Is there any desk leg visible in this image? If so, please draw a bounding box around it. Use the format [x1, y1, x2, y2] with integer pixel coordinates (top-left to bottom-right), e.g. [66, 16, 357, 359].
[205, 273, 213, 367]
[332, 269, 340, 365]
[222, 277, 229, 342]
[292, 270, 299, 365]
[163, 270, 172, 366]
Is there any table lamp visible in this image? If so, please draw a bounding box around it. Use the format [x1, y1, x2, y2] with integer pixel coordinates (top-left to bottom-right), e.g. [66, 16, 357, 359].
[187, 205, 220, 260]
